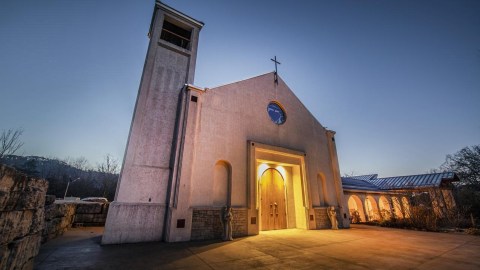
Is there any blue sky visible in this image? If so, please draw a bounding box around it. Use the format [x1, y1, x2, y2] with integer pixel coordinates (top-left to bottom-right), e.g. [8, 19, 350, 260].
[1, 0, 479, 176]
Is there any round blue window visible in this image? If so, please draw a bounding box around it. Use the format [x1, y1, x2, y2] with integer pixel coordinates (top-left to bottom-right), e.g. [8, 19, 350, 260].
[267, 102, 286, 125]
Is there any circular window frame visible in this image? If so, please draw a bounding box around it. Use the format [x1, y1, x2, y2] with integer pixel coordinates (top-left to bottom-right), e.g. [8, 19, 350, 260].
[267, 101, 287, 125]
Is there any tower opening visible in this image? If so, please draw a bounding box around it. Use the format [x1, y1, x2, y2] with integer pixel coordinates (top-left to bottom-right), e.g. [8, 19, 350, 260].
[161, 19, 192, 49]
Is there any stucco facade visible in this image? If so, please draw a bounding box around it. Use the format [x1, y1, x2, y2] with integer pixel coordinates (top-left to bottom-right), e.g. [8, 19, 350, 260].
[103, 1, 348, 244]
[165, 74, 350, 242]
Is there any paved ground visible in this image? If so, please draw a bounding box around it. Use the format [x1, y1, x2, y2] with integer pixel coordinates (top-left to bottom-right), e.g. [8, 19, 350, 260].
[35, 225, 480, 270]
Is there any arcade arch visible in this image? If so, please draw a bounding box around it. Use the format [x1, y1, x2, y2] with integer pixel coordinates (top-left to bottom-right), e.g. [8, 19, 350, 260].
[347, 195, 366, 223]
[365, 196, 379, 221]
[378, 196, 392, 220]
[391, 197, 403, 219]
[402, 197, 411, 218]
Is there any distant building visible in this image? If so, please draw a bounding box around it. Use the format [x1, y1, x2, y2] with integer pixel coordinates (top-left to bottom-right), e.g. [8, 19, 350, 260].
[342, 172, 459, 222]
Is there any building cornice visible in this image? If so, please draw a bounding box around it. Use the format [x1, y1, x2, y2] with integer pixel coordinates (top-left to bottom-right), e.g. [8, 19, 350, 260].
[156, 1, 204, 28]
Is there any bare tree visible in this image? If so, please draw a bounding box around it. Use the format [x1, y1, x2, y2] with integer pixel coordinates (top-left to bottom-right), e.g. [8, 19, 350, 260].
[65, 156, 90, 172]
[97, 154, 119, 200]
[0, 128, 24, 161]
[439, 145, 480, 220]
[441, 145, 480, 187]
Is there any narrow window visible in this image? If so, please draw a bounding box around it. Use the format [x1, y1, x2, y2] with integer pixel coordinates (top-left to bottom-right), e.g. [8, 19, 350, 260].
[160, 19, 192, 49]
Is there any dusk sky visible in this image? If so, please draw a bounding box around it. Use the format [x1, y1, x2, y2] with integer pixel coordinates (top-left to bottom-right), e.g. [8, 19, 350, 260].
[1, 0, 479, 177]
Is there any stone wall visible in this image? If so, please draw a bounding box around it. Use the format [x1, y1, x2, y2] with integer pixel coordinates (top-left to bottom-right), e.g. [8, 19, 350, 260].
[0, 164, 48, 270]
[74, 202, 109, 226]
[314, 207, 344, 229]
[191, 207, 248, 241]
[232, 208, 248, 237]
[314, 207, 330, 229]
[191, 208, 223, 240]
[43, 200, 76, 243]
[43, 200, 109, 242]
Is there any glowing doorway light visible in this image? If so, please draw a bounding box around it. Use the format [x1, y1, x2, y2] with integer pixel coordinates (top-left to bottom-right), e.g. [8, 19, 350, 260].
[257, 163, 270, 181]
[275, 165, 287, 183]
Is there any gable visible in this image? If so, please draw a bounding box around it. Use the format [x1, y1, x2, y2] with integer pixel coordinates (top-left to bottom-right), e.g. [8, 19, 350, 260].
[204, 72, 327, 133]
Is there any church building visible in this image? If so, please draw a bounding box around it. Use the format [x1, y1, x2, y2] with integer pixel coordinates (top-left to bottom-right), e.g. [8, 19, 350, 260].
[103, 1, 349, 244]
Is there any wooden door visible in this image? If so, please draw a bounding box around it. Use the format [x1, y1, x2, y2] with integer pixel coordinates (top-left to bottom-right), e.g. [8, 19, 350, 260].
[260, 169, 287, 230]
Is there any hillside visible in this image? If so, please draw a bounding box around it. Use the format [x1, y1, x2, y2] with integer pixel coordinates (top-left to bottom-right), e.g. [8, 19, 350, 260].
[1, 155, 119, 201]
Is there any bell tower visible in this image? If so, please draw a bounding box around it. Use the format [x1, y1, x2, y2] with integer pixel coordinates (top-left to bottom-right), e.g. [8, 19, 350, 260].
[102, 1, 203, 244]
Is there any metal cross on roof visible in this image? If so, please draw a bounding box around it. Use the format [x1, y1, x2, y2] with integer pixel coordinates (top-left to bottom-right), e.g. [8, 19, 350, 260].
[271, 56, 281, 84]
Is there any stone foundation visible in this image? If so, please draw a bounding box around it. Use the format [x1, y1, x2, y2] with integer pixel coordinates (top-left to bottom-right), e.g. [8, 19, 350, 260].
[314, 207, 344, 229]
[0, 164, 48, 270]
[191, 207, 248, 241]
[191, 208, 223, 240]
[232, 208, 248, 237]
[314, 207, 330, 229]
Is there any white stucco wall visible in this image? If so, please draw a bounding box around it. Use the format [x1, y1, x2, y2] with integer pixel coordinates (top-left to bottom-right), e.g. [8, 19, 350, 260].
[185, 73, 343, 211]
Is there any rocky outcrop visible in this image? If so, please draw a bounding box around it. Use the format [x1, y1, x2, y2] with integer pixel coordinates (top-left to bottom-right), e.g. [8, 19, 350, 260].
[0, 164, 48, 270]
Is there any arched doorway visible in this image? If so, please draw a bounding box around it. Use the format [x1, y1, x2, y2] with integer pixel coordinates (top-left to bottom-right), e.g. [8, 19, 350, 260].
[379, 196, 392, 220]
[347, 195, 366, 223]
[260, 168, 287, 230]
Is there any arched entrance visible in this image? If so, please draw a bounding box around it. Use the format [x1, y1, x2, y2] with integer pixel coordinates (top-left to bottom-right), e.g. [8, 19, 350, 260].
[260, 168, 287, 230]
[251, 142, 310, 234]
[347, 195, 366, 223]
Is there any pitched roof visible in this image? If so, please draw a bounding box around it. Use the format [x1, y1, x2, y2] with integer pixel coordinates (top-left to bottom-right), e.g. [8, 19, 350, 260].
[367, 172, 458, 190]
[341, 177, 381, 191]
[342, 172, 459, 192]
[346, 174, 378, 181]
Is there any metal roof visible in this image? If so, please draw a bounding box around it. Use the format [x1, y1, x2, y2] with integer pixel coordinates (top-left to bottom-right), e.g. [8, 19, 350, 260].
[342, 172, 458, 192]
[347, 174, 378, 181]
[341, 177, 381, 191]
[366, 172, 458, 190]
